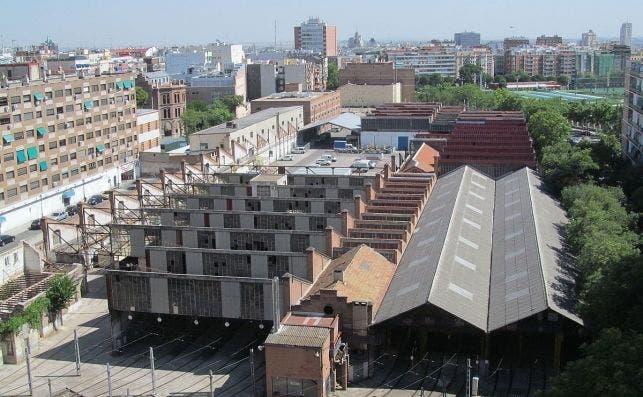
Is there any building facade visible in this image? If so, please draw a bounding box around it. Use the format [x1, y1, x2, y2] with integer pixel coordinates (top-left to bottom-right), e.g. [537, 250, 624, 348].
[454, 32, 481, 48]
[339, 83, 401, 107]
[186, 66, 247, 103]
[250, 91, 341, 125]
[581, 30, 598, 48]
[136, 109, 161, 153]
[620, 22, 632, 47]
[294, 17, 338, 57]
[136, 72, 186, 137]
[623, 61, 642, 165]
[0, 73, 138, 231]
[246, 64, 277, 101]
[535, 35, 563, 47]
[339, 62, 415, 102]
[456, 47, 495, 77]
[503, 37, 530, 50]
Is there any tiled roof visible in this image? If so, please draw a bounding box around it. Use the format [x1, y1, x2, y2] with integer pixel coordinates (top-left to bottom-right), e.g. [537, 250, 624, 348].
[265, 325, 329, 348]
[305, 245, 396, 313]
[401, 143, 440, 173]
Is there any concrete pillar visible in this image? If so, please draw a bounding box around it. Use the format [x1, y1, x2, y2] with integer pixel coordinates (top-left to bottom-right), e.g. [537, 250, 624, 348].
[353, 195, 365, 219]
[180, 161, 187, 183]
[383, 163, 391, 181]
[341, 210, 354, 236]
[374, 173, 384, 191]
[390, 154, 397, 172]
[365, 183, 374, 203]
[325, 227, 342, 258]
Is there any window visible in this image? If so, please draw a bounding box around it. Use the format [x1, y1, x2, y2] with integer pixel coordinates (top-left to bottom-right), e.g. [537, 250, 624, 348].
[64, 89, 72, 96]
[17, 167, 27, 176]
[14, 131, 24, 141]
[29, 164, 37, 172]
[51, 158, 58, 166]
[54, 90, 64, 98]
[7, 188, 17, 198]
[45, 91, 53, 100]
[23, 112, 33, 120]
[26, 129, 34, 138]
[39, 144, 45, 152]
[62, 171, 69, 179]
[22, 94, 31, 103]
[41, 178, 48, 186]
[59, 139, 66, 147]
[10, 96, 21, 104]
[47, 124, 55, 133]
[52, 174, 60, 182]
[13, 114, 21, 123]
[65, 104, 74, 112]
[3, 153, 14, 162]
[70, 152, 77, 160]
[49, 141, 58, 149]
[19, 184, 28, 193]
[46, 108, 55, 116]
[6, 170, 15, 179]
[30, 180, 39, 190]
[69, 136, 76, 144]
[60, 154, 68, 163]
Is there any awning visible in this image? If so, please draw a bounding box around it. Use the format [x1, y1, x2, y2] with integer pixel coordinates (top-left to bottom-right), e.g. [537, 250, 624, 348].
[16, 149, 26, 164]
[2, 134, 15, 143]
[36, 127, 48, 137]
[33, 91, 45, 101]
[115, 81, 124, 89]
[27, 146, 38, 160]
[0, 216, 6, 224]
[123, 80, 133, 89]
[84, 100, 94, 110]
[62, 189, 75, 199]
[39, 160, 48, 171]
[96, 144, 106, 153]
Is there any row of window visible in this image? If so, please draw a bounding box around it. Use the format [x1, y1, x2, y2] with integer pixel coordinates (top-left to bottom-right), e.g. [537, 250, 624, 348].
[0, 80, 135, 107]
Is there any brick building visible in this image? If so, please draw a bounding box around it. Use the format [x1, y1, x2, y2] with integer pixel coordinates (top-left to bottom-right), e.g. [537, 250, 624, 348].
[135, 109, 160, 152]
[136, 72, 186, 137]
[339, 62, 416, 102]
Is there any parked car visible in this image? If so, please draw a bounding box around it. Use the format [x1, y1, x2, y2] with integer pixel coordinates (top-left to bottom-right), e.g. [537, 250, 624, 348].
[315, 158, 332, 166]
[279, 154, 294, 161]
[30, 218, 42, 230]
[87, 195, 104, 205]
[50, 211, 68, 221]
[0, 234, 16, 246]
[322, 154, 337, 162]
[66, 205, 79, 216]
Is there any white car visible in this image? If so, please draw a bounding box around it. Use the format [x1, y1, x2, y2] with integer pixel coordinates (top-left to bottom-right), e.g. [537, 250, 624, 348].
[50, 211, 68, 221]
[315, 158, 332, 166]
[322, 154, 337, 162]
[280, 155, 294, 161]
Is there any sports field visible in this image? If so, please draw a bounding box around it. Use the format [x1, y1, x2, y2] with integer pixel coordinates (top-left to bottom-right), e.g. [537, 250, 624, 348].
[514, 90, 605, 102]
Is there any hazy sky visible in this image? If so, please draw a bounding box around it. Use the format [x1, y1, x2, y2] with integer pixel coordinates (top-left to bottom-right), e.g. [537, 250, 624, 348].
[2, 0, 640, 48]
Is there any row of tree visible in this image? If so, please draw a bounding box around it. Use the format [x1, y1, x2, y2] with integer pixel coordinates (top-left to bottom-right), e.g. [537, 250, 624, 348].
[181, 95, 244, 136]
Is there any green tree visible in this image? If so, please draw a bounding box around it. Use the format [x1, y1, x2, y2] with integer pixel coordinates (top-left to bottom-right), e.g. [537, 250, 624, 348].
[556, 75, 570, 86]
[494, 75, 507, 87]
[540, 141, 598, 193]
[135, 86, 149, 107]
[327, 63, 339, 90]
[527, 110, 572, 157]
[220, 95, 244, 112]
[543, 329, 643, 397]
[459, 63, 483, 84]
[45, 274, 77, 313]
[492, 88, 522, 111]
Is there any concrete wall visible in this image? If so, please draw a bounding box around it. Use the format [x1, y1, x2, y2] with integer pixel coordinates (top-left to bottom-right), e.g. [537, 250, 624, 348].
[360, 130, 419, 150]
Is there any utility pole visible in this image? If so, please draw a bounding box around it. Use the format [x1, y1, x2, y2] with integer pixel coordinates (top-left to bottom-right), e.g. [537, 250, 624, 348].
[467, 357, 472, 397]
[209, 369, 214, 397]
[74, 329, 81, 375]
[250, 348, 257, 397]
[107, 363, 112, 397]
[25, 341, 33, 396]
[48, 378, 52, 397]
[150, 347, 156, 395]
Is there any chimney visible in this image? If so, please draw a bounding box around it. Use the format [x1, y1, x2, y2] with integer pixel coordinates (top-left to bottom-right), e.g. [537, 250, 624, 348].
[333, 269, 344, 282]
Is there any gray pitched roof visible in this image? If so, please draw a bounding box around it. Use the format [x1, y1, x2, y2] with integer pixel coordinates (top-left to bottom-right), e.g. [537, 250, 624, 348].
[374, 166, 582, 331]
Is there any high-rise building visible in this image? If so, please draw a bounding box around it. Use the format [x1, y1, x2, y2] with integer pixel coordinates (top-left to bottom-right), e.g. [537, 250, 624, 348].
[535, 35, 563, 47]
[0, 72, 140, 231]
[581, 30, 598, 47]
[454, 31, 481, 48]
[503, 37, 530, 50]
[620, 22, 632, 47]
[622, 61, 642, 165]
[294, 17, 337, 57]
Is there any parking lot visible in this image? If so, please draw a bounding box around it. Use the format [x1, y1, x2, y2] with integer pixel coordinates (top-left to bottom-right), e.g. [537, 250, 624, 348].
[271, 148, 388, 176]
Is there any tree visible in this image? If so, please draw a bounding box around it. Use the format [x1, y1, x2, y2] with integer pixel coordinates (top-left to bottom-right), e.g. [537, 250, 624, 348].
[45, 274, 77, 313]
[540, 141, 598, 193]
[459, 63, 483, 84]
[527, 110, 571, 157]
[135, 86, 149, 107]
[494, 75, 507, 87]
[181, 96, 236, 136]
[493, 88, 522, 111]
[543, 329, 643, 397]
[220, 95, 244, 112]
[327, 63, 339, 90]
[417, 73, 444, 87]
[556, 75, 570, 86]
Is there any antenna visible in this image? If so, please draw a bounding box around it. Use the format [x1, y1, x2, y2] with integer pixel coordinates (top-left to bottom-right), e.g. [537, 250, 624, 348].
[274, 20, 277, 49]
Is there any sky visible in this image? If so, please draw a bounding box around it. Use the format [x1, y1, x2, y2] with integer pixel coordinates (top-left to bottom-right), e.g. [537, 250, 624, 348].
[2, 0, 641, 48]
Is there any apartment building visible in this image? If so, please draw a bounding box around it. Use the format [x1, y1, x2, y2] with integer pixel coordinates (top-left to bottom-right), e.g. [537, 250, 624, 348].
[620, 22, 632, 47]
[205, 42, 245, 71]
[0, 73, 138, 231]
[623, 61, 643, 165]
[454, 31, 481, 48]
[250, 91, 341, 125]
[189, 106, 303, 163]
[503, 37, 530, 50]
[386, 47, 458, 77]
[339, 62, 416, 102]
[136, 109, 160, 153]
[186, 66, 247, 103]
[136, 71, 186, 137]
[505, 47, 576, 77]
[456, 47, 495, 77]
[535, 35, 563, 47]
[294, 17, 338, 57]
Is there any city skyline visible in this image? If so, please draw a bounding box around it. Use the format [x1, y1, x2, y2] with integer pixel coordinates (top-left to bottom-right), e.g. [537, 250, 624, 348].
[1, 0, 640, 48]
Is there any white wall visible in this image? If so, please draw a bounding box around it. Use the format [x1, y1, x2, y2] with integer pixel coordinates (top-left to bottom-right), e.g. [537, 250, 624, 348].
[359, 130, 419, 149]
[0, 245, 23, 285]
[0, 167, 122, 232]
